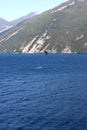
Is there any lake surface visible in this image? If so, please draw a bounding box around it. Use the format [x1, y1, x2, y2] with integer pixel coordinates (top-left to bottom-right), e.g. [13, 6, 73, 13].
[0, 54, 87, 130]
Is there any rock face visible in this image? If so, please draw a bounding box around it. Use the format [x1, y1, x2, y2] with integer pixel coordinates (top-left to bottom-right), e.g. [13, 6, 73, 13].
[0, 0, 87, 53]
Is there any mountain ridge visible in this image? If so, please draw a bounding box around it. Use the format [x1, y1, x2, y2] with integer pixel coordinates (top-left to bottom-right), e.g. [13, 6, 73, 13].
[10, 12, 38, 25]
[0, 18, 13, 33]
[0, 12, 37, 33]
[0, 0, 87, 53]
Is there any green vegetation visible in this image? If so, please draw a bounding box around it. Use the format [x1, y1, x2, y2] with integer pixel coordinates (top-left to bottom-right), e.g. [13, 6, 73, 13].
[0, 0, 87, 53]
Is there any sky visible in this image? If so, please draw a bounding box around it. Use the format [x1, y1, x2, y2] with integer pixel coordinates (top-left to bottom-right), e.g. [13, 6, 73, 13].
[0, 0, 67, 21]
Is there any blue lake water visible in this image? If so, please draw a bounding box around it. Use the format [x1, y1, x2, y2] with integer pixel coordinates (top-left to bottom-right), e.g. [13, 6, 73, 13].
[0, 54, 87, 130]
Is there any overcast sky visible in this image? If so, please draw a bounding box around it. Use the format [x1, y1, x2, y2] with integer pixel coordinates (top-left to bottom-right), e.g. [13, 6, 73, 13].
[0, 0, 67, 21]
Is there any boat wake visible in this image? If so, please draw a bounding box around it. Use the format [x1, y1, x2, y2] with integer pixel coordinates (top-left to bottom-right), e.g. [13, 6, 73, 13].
[36, 66, 43, 69]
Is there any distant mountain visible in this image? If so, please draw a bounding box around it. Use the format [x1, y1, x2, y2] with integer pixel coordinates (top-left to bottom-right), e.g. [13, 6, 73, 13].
[0, 0, 87, 53]
[11, 12, 38, 25]
[0, 18, 13, 33]
[0, 12, 37, 33]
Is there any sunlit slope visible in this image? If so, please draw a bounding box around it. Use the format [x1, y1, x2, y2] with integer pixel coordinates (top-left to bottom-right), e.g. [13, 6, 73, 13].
[0, 0, 87, 53]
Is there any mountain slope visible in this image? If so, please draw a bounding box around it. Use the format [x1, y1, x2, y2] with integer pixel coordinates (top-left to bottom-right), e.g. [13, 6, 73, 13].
[0, 0, 87, 53]
[0, 18, 13, 33]
[0, 12, 37, 33]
